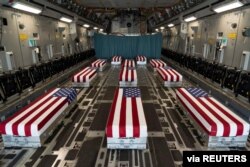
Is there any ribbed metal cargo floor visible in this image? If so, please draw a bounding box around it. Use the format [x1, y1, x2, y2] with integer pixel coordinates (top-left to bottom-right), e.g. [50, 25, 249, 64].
[0, 63, 249, 167]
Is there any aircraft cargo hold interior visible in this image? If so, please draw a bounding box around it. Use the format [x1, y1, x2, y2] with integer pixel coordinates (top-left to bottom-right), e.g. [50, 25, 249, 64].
[0, 0, 250, 167]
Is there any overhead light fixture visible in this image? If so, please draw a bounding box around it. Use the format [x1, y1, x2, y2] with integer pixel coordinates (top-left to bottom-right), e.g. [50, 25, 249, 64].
[60, 17, 73, 23]
[160, 26, 165, 30]
[83, 24, 90, 28]
[168, 23, 174, 27]
[11, 1, 42, 14]
[213, 0, 244, 13]
[94, 27, 98, 30]
[99, 29, 103, 32]
[184, 16, 197, 22]
[155, 28, 159, 31]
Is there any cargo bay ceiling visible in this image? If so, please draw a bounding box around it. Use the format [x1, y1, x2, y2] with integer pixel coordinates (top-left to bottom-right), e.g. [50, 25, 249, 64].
[76, 0, 178, 8]
[4, 0, 239, 32]
[44, 0, 209, 31]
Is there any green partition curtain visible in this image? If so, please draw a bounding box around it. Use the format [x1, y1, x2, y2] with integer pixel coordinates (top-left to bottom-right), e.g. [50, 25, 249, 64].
[94, 33, 162, 59]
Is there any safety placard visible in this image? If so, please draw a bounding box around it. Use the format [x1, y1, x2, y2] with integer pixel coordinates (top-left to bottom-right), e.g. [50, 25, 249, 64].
[228, 33, 237, 39]
[19, 33, 28, 41]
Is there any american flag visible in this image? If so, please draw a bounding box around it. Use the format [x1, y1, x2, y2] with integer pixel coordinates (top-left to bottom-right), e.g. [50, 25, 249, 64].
[106, 88, 147, 138]
[157, 67, 182, 82]
[124, 88, 141, 97]
[112, 56, 122, 62]
[164, 66, 173, 70]
[150, 59, 166, 68]
[176, 88, 249, 137]
[52, 88, 77, 103]
[136, 55, 146, 62]
[119, 67, 137, 82]
[0, 88, 76, 137]
[186, 87, 208, 97]
[123, 59, 135, 68]
[72, 67, 96, 83]
[91, 59, 106, 68]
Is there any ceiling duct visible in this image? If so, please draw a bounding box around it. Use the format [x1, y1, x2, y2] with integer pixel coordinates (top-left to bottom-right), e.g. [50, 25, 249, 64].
[37, 0, 103, 27]
[154, 0, 219, 28]
[154, 0, 208, 24]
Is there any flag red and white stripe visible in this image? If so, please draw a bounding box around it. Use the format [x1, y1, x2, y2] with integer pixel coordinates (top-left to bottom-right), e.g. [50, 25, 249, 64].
[123, 59, 135, 68]
[119, 67, 137, 82]
[136, 55, 147, 62]
[0, 88, 71, 137]
[106, 88, 147, 138]
[176, 88, 250, 137]
[91, 59, 106, 68]
[150, 59, 166, 68]
[112, 56, 122, 62]
[157, 67, 182, 82]
[72, 67, 96, 83]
